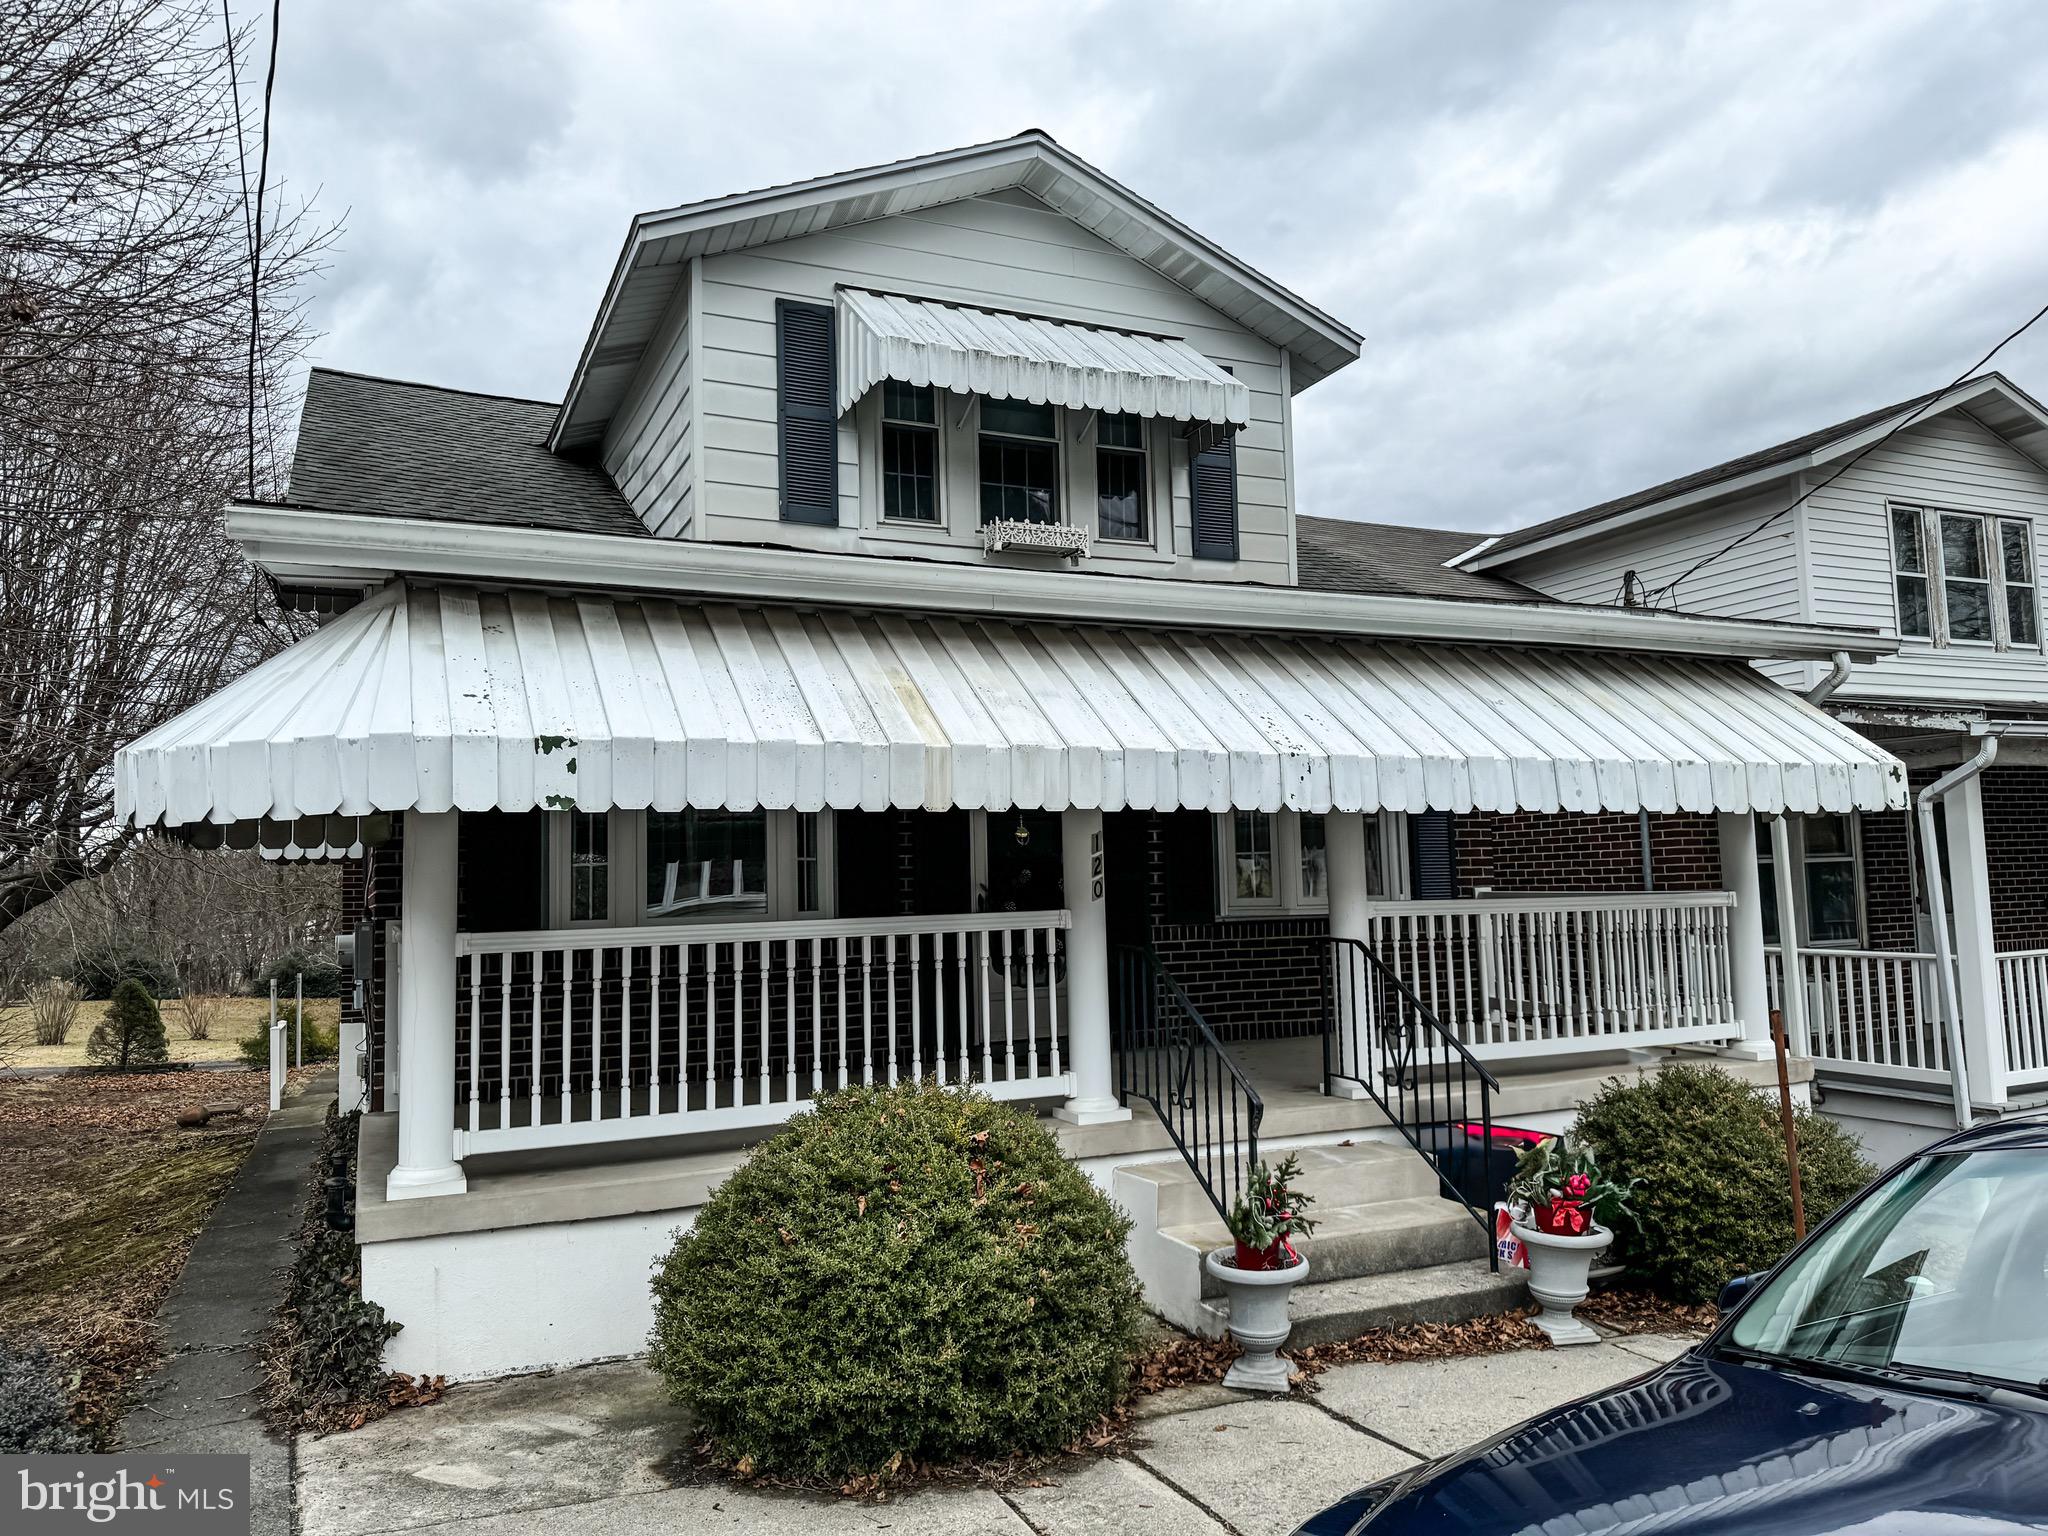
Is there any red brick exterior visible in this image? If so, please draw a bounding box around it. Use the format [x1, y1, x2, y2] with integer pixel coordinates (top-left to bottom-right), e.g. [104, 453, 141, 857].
[1982, 767, 2048, 949]
[1456, 812, 1721, 897]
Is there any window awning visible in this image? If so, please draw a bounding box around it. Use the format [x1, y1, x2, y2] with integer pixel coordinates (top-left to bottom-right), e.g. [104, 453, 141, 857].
[116, 583, 1906, 831]
[836, 287, 1252, 426]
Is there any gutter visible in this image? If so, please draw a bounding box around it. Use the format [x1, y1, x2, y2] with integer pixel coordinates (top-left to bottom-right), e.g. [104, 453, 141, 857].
[1915, 736, 1998, 1127]
[225, 503, 1901, 665]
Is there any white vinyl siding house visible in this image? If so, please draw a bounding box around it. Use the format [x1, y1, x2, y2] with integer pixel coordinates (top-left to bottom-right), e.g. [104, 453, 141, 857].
[596, 190, 1297, 585]
[1801, 414, 2048, 707]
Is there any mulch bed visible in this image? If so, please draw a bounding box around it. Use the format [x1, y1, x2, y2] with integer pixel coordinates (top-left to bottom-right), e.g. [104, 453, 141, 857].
[0, 1068, 305, 1444]
[1579, 1286, 1718, 1336]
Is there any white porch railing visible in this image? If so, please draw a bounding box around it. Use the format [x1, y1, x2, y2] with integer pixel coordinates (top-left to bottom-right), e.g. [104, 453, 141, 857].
[1997, 949, 2048, 1093]
[1360, 892, 1741, 1059]
[450, 910, 1072, 1156]
[1767, 946, 1952, 1088]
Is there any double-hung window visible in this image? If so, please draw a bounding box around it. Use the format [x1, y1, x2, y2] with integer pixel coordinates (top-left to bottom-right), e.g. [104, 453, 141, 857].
[881, 382, 940, 523]
[1757, 814, 1864, 947]
[1890, 504, 2039, 649]
[552, 810, 831, 926]
[1217, 812, 1407, 914]
[1095, 412, 1148, 541]
[979, 399, 1060, 525]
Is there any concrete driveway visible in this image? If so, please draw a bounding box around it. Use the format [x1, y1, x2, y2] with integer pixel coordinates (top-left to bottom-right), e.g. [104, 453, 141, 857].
[295, 1335, 1691, 1536]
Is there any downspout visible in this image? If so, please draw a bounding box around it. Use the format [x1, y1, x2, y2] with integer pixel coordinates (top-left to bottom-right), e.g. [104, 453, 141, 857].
[1915, 736, 1999, 1128]
[1805, 650, 1854, 705]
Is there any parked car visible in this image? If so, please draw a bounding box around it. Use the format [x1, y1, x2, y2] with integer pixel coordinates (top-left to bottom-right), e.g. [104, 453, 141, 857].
[1295, 1114, 2048, 1534]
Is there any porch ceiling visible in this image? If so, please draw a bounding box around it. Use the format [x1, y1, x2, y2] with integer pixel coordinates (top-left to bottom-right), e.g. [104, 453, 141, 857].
[115, 582, 1907, 830]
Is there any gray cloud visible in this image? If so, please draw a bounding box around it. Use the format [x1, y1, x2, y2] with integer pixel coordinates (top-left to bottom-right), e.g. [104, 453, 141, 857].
[259, 0, 2048, 533]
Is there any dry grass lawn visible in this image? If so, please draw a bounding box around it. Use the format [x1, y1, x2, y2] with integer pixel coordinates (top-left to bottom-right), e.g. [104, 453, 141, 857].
[1, 995, 340, 1068]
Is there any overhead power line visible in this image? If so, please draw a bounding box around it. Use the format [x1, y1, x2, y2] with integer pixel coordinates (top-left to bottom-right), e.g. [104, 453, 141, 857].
[1645, 296, 2048, 608]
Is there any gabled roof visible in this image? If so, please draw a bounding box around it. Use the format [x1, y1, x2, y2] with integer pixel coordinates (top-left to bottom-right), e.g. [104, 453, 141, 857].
[287, 368, 646, 539]
[1463, 372, 2048, 571]
[550, 130, 1364, 450]
[1296, 515, 1547, 604]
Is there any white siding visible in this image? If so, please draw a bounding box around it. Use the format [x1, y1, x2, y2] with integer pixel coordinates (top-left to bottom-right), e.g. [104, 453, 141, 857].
[1510, 490, 1808, 689]
[678, 190, 1295, 585]
[1806, 414, 2048, 708]
[601, 268, 694, 539]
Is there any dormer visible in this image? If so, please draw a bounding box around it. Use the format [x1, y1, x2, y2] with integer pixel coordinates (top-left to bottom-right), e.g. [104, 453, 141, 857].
[551, 131, 1361, 586]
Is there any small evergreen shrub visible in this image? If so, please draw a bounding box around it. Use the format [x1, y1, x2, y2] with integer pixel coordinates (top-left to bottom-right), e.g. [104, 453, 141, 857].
[85, 980, 170, 1071]
[650, 1080, 1143, 1480]
[0, 1340, 86, 1453]
[255, 946, 343, 999]
[238, 1005, 338, 1068]
[1573, 1064, 1877, 1302]
[69, 938, 179, 1001]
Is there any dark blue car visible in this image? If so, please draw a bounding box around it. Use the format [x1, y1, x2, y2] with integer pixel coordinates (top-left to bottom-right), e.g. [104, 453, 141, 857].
[1296, 1115, 2048, 1534]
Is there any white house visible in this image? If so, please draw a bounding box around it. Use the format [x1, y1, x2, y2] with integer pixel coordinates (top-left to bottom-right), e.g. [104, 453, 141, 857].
[1456, 373, 2048, 1157]
[115, 132, 1906, 1377]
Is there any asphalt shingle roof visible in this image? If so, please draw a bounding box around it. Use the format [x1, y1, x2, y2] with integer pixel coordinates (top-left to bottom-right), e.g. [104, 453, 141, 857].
[1295, 515, 1546, 603]
[286, 368, 647, 538]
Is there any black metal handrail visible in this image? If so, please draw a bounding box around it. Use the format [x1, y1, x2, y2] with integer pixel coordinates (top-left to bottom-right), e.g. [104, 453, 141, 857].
[1113, 943, 1264, 1223]
[1319, 934, 1502, 1264]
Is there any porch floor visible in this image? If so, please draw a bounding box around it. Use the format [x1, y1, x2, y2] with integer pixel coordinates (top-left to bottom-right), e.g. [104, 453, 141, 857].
[357, 1039, 1805, 1245]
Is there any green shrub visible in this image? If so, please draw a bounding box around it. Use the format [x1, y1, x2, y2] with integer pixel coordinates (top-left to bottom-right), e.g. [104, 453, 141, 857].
[1573, 1064, 1877, 1302]
[650, 1080, 1143, 1480]
[69, 937, 179, 1001]
[85, 980, 169, 1071]
[254, 945, 343, 999]
[238, 1005, 338, 1068]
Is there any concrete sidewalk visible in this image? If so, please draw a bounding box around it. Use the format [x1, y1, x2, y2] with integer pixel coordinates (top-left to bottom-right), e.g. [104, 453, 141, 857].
[295, 1333, 1690, 1536]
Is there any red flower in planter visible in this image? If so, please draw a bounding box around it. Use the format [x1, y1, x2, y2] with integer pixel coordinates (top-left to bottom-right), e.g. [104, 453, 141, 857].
[1564, 1173, 1591, 1199]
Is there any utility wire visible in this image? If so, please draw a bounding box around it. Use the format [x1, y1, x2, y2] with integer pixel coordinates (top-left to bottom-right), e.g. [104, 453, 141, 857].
[1645, 296, 2048, 608]
[222, 0, 255, 499]
[246, 0, 281, 502]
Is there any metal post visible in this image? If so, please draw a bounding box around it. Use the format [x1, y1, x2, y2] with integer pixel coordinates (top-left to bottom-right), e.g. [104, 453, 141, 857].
[295, 971, 304, 1069]
[1770, 1009, 1806, 1241]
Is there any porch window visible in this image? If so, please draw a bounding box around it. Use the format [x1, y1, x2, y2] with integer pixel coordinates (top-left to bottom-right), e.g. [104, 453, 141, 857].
[569, 811, 609, 923]
[979, 398, 1059, 525]
[1758, 814, 1864, 947]
[1096, 412, 1147, 541]
[646, 810, 769, 918]
[882, 381, 940, 523]
[1891, 504, 2039, 650]
[1215, 811, 1377, 914]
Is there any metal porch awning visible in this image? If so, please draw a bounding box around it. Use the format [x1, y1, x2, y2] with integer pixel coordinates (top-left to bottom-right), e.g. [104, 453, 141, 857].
[835, 287, 1252, 425]
[115, 583, 1907, 830]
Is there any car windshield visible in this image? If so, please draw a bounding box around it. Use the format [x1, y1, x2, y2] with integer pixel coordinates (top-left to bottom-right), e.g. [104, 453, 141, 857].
[1727, 1148, 2048, 1392]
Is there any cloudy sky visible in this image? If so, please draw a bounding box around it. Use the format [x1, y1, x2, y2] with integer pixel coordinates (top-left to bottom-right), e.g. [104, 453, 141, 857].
[260, 0, 2048, 534]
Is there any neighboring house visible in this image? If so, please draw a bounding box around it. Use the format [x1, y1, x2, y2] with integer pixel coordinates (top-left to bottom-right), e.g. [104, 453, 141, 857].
[115, 132, 1904, 1378]
[1458, 373, 2048, 1157]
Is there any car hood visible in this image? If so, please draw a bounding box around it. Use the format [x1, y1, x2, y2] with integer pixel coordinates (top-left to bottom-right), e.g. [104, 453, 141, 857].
[1337, 1353, 2048, 1536]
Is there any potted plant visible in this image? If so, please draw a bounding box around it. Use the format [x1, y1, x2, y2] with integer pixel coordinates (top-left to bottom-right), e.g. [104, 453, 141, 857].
[1204, 1154, 1317, 1392]
[1507, 1135, 1637, 1345]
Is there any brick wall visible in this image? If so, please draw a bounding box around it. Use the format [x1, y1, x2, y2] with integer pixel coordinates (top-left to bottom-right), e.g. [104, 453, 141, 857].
[1457, 811, 1722, 896]
[362, 825, 403, 1111]
[1983, 766, 2048, 949]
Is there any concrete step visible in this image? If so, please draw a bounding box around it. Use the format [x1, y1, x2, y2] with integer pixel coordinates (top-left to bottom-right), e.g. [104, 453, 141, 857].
[1199, 1258, 1529, 1347]
[1169, 1195, 1491, 1296]
[1121, 1139, 1446, 1229]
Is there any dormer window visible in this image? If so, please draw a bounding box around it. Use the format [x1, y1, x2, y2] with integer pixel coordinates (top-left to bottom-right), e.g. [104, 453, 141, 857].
[979, 399, 1060, 525]
[1096, 412, 1147, 542]
[882, 382, 940, 524]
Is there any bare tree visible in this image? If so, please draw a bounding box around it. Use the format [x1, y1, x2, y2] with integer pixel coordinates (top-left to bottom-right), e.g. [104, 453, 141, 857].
[0, 0, 335, 932]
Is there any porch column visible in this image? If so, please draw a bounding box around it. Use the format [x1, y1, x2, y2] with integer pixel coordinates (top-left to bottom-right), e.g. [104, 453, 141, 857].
[1054, 807, 1130, 1125]
[1944, 776, 2010, 1109]
[386, 809, 468, 1200]
[1769, 816, 1811, 1058]
[1325, 810, 1373, 1097]
[1715, 813, 1774, 1060]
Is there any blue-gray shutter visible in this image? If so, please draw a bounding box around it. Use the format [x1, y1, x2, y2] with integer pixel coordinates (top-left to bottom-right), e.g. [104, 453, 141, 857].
[1190, 430, 1238, 560]
[1408, 811, 1458, 899]
[776, 298, 837, 525]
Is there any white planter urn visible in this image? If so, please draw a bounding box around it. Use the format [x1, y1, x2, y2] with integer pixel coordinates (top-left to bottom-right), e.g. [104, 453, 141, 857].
[1512, 1221, 1610, 1346]
[1205, 1247, 1310, 1393]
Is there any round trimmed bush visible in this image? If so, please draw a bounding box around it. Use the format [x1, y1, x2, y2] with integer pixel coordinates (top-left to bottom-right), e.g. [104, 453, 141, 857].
[649, 1080, 1143, 1479]
[1573, 1063, 1877, 1302]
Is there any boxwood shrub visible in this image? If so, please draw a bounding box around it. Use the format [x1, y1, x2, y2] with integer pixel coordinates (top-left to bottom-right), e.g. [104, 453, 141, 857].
[649, 1080, 1143, 1480]
[1573, 1063, 1877, 1302]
